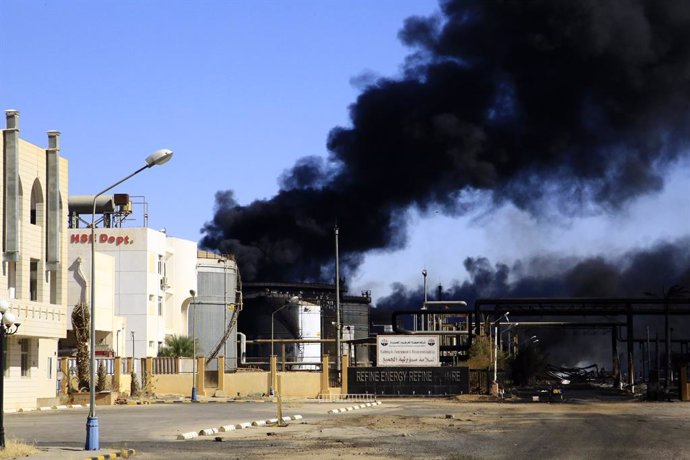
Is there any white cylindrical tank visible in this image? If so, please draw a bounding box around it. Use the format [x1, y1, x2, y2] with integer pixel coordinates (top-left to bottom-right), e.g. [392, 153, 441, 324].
[291, 301, 321, 369]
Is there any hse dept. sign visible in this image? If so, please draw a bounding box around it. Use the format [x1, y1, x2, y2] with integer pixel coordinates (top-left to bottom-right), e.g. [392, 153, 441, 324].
[377, 335, 440, 367]
[70, 233, 134, 246]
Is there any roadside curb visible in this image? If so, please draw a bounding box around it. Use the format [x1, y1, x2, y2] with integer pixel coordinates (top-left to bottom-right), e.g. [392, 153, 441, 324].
[83, 448, 136, 460]
[328, 401, 382, 414]
[7, 404, 87, 413]
[176, 415, 304, 440]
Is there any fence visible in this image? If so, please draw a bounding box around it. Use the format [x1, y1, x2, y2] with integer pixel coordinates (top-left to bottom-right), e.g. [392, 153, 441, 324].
[67, 357, 116, 376]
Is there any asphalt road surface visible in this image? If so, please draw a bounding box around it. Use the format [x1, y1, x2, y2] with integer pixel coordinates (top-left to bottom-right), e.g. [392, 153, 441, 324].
[6, 392, 690, 459]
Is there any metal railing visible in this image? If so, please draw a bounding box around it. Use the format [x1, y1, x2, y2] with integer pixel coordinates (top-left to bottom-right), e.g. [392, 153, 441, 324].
[317, 393, 377, 402]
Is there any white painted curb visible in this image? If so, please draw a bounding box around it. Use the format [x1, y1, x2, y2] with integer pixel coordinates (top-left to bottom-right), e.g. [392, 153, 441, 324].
[236, 422, 252, 429]
[177, 432, 199, 440]
[199, 428, 219, 436]
[219, 425, 236, 432]
[252, 420, 267, 427]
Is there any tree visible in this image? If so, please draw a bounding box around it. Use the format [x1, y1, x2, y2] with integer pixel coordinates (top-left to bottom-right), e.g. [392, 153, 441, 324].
[96, 361, 107, 392]
[130, 371, 141, 397]
[466, 335, 493, 369]
[157, 334, 196, 357]
[71, 302, 90, 391]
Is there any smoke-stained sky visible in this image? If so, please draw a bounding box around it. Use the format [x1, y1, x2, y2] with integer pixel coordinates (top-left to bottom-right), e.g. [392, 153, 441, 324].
[201, 0, 690, 303]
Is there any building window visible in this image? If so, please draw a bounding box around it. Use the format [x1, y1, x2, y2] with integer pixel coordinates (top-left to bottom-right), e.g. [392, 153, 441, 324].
[20, 339, 29, 377]
[157, 255, 163, 275]
[47, 357, 53, 379]
[30, 260, 38, 301]
[158, 296, 163, 316]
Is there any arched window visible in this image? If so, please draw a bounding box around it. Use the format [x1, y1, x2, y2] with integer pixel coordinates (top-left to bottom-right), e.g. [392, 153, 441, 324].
[30, 179, 44, 225]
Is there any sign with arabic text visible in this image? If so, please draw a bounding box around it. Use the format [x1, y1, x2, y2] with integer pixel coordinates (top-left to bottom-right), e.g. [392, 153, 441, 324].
[377, 335, 440, 367]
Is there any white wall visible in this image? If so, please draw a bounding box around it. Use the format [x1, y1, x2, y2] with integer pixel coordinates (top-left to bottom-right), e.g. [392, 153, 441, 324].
[67, 227, 198, 358]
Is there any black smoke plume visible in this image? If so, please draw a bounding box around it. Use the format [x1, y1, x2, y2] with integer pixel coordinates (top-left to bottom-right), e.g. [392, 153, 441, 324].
[375, 238, 690, 367]
[202, 0, 690, 282]
[376, 238, 690, 310]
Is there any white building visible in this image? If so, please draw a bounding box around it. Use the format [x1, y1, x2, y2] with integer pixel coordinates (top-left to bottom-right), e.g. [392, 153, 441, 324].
[1, 110, 69, 409]
[66, 213, 198, 358]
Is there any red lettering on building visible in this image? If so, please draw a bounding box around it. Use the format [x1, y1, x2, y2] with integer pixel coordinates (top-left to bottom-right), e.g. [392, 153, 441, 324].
[69, 233, 134, 245]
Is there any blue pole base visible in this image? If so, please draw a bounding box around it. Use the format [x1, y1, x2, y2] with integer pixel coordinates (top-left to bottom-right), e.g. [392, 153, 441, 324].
[191, 387, 198, 402]
[85, 416, 99, 450]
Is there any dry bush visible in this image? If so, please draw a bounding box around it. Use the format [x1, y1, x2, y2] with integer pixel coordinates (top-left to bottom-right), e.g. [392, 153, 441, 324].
[0, 439, 39, 458]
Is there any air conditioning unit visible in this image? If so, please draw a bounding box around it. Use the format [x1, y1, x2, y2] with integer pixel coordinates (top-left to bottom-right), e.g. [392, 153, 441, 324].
[160, 277, 169, 290]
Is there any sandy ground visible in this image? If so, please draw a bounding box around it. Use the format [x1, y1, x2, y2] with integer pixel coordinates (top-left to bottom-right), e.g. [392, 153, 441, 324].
[153, 396, 690, 460]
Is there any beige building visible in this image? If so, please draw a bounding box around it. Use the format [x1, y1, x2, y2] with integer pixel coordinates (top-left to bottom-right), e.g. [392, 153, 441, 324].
[1, 110, 69, 409]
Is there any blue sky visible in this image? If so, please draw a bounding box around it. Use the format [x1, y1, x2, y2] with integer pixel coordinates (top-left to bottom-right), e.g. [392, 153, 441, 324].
[3, 0, 689, 302]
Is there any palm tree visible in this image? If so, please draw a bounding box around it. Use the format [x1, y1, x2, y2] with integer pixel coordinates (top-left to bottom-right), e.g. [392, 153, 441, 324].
[157, 334, 196, 357]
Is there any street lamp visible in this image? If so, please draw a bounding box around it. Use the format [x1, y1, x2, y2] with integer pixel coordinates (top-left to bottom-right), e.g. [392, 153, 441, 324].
[0, 299, 20, 449]
[271, 296, 298, 395]
[190, 290, 197, 402]
[492, 312, 509, 393]
[271, 297, 299, 354]
[86, 148, 173, 451]
[500, 322, 519, 356]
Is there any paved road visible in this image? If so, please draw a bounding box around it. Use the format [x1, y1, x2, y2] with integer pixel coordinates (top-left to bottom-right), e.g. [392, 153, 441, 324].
[6, 396, 690, 459]
[5, 400, 345, 445]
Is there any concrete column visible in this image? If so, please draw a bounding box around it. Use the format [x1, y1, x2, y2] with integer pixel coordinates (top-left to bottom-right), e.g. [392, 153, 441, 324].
[341, 354, 349, 395]
[3, 110, 20, 261]
[46, 130, 61, 270]
[217, 356, 225, 392]
[196, 357, 205, 396]
[612, 326, 620, 388]
[626, 304, 634, 389]
[113, 357, 122, 393]
[60, 358, 69, 395]
[320, 354, 329, 395]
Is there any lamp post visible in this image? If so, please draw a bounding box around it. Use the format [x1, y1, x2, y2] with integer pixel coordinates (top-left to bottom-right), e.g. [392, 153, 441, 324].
[492, 312, 509, 394]
[499, 322, 519, 356]
[0, 299, 20, 449]
[131, 331, 136, 360]
[190, 290, 197, 402]
[270, 297, 298, 395]
[86, 148, 173, 451]
[271, 298, 298, 355]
